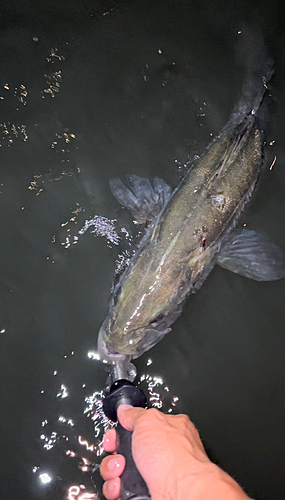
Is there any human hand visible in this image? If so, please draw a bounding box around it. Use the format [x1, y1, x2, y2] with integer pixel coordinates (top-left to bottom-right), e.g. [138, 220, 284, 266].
[100, 405, 211, 500]
[100, 405, 252, 500]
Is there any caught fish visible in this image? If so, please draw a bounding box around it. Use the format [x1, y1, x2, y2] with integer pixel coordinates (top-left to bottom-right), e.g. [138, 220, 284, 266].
[98, 59, 284, 362]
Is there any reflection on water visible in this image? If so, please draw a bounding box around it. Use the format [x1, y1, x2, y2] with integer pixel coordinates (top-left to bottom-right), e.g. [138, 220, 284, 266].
[33, 356, 179, 499]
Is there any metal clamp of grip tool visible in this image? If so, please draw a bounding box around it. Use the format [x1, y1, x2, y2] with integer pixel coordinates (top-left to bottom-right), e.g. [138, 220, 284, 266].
[103, 379, 151, 500]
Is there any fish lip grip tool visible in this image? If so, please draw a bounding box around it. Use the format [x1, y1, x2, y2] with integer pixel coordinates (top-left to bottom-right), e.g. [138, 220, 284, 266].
[103, 357, 151, 500]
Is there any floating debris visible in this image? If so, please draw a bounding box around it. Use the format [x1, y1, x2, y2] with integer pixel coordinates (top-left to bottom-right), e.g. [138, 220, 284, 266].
[42, 70, 62, 98]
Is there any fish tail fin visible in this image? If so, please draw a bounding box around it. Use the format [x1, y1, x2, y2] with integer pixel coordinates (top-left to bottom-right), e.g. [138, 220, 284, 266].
[225, 28, 274, 131]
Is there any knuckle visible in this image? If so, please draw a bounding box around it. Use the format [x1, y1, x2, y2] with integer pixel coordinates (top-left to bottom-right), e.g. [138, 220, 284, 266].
[147, 408, 160, 418]
[138, 407, 158, 421]
[135, 407, 161, 428]
[178, 413, 191, 426]
[146, 407, 165, 424]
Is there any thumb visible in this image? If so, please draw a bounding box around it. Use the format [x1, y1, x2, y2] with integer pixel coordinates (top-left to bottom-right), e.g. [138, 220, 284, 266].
[117, 405, 146, 432]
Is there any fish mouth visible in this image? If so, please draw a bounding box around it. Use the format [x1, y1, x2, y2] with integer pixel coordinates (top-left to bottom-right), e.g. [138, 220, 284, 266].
[97, 314, 142, 360]
[97, 315, 172, 360]
[97, 319, 144, 360]
[97, 324, 126, 363]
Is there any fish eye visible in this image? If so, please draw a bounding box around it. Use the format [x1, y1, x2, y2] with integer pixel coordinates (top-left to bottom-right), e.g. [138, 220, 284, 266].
[149, 313, 165, 326]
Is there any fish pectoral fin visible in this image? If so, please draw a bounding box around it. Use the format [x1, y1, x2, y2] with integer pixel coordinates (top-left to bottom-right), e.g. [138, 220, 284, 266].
[217, 228, 285, 281]
[110, 175, 172, 224]
[132, 327, 171, 359]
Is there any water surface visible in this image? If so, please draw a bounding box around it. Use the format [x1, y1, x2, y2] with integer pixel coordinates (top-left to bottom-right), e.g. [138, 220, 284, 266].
[1, 1, 285, 499]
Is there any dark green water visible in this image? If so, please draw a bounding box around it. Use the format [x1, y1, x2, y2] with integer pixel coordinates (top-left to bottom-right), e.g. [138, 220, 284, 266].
[1, 1, 285, 499]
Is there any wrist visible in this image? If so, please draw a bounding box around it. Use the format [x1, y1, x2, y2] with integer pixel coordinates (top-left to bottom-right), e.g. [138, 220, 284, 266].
[174, 462, 252, 500]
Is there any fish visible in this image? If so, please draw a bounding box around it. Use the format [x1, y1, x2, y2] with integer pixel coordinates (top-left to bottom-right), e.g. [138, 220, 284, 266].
[97, 59, 284, 362]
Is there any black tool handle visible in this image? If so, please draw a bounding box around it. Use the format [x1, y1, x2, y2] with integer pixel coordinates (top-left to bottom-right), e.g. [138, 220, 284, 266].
[117, 421, 150, 500]
[103, 380, 151, 500]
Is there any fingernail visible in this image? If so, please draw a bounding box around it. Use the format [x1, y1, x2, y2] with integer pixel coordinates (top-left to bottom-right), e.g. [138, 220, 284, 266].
[107, 478, 118, 492]
[119, 404, 133, 411]
[107, 479, 115, 492]
[108, 458, 120, 471]
[104, 428, 116, 445]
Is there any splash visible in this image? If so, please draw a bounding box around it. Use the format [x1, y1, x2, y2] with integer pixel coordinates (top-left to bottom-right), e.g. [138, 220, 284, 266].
[62, 214, 133, 249]
[111, 250, 132, 293]
[78, 216, 120, 246]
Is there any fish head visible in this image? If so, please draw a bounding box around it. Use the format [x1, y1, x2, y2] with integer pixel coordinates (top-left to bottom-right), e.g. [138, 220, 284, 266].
[97, 268, 186, 360]
[97, 229, 192, 361]
[97, 313, 171, 361]
[97, 278, 170, 360]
